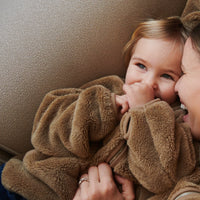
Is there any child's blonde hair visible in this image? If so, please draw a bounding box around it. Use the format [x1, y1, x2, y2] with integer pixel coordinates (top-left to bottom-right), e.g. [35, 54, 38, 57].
[123, 17, 188, 68]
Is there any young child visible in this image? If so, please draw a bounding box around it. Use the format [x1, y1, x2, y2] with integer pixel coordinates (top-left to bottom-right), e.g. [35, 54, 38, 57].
[1, 17, 198, 200]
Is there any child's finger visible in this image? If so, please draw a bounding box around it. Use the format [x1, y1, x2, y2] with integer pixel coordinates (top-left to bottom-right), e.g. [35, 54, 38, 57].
[121, 101, 129, 114]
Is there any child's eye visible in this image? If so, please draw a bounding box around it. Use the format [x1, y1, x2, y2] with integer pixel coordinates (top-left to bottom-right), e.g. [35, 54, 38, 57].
[162, 74, 174, 80]
[136, 63, 146, 70]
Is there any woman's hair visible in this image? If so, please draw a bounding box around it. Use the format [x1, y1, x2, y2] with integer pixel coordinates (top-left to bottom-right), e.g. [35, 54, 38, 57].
[190, 23, 200, 55]
[123, 17, 188, 68]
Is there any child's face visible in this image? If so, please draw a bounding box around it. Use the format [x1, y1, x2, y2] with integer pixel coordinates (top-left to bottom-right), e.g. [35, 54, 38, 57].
[175, 38, 200, 139]
[125, 38, 183, 104]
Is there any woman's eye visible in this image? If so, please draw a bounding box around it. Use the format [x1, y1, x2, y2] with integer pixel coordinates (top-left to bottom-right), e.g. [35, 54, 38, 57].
[162, 74, 174, 80]
[136, 63, 146, 70]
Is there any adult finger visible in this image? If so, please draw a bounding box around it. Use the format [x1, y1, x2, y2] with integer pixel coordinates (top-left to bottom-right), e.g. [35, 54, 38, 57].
[79, 174, 89, 187]
[88, 166, 100, 182]
[73, 187, 81, 200]
[78, 174, 90, 198]
[115, 175, 135, 200]
[98, 163, 114, 183]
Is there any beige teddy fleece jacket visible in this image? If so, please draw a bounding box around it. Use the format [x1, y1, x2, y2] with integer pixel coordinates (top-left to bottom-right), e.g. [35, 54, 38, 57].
[2, 75, 199, 200]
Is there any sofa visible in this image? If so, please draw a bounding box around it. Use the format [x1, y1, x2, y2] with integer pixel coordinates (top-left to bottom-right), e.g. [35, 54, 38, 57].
[0, 0, 193, 165]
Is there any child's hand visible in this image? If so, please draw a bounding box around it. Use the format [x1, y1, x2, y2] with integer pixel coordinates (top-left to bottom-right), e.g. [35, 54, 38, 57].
[115, 95, 129, 117]
[123, 83, 155, 109]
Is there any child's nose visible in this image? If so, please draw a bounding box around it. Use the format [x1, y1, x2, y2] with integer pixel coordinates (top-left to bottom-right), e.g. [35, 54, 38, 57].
[143, 76, 158, 89]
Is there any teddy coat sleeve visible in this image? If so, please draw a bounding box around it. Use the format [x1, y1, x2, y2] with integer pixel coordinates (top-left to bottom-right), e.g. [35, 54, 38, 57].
[120, 99, 197, 195]
[31, 84, 119, 158]
[2, 75, 124, 200]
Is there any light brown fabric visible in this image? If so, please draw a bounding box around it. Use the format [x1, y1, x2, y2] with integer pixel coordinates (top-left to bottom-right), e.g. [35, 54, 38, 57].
[167, 168, 200, 200]
[2, 75, 199, 200]
[181, 0, 200, 29]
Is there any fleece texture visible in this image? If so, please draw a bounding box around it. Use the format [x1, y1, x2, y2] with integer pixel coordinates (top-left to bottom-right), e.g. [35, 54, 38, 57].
[0, 164, 26, 200]
[1, 75, 199, 200]
[182, 0, 200, 30]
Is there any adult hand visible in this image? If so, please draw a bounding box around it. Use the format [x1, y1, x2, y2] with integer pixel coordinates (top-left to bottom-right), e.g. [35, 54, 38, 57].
[73, 163, 135, 200]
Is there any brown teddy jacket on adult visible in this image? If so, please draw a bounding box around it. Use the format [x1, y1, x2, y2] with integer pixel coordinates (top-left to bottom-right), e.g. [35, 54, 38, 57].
[2, 75, 199, 200]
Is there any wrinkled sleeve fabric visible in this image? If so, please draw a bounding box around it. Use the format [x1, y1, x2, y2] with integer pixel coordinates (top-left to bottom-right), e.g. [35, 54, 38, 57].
[120, 99, 197, 194]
